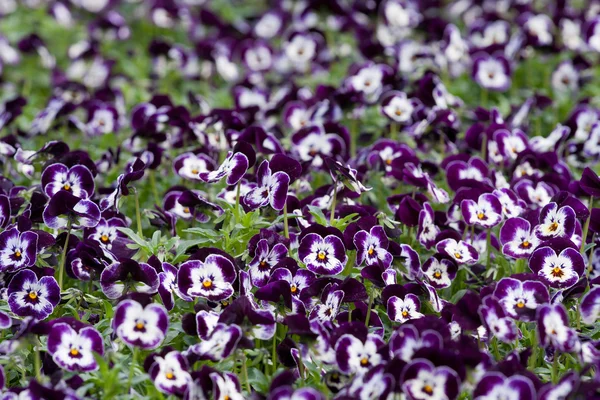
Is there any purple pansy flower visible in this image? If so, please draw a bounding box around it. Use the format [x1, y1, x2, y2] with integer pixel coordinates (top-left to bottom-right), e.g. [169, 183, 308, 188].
[421, 255, 457, 289]
[158, 262, 192, 311]
[387, 293, 423, 323]
[535, 202, 576, 240]
[401, 358, 460, 400]
[298, 233, 347, 275]
[100, 260, 160, 299]
[113, 299, 169, 349]
[389, 325, 443, 362]
[269, 267, 316, 298]
[499, 217, 540, 259]
[177, 255, 236, 301]
[244, 160, 290, 211]
[417, 203, 440, 249]
[210, 372, 244, 400]
[173, 152, 215, 181]
[198, 151, 248, 186]
[472, 53, 511, 92]
[354, 226, 393, 269]
[461, 193, 503, 228]
[43, 190, 101, 229]
[0, 228, 38, 273]
[474, 372, 535, 400]
[189, 323, 242, 361]
[47, 322, 104, 372]
[436, 238, 479, 264]
[309, 288, 344, 322]
[247, 239, 288, 287]
[478, 295, 519, 343]
[8, 269, 60, 320]
[537, 303, 580, 352]
[493, 188, 527, 218]
[493, 278, 549, 322]
[580, 286, 600, 325]
[529, 246, 585, 289]
[148, 351, 192, 396]
[41, 163, 95, 199]
[85, 217, 126, 252]
[335, 333, 385, 375]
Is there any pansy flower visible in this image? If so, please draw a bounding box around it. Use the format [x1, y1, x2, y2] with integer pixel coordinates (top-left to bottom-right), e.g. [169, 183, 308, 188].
[190, 323, 242, 361]
[493, 278, 549, 322]
[436, 238, 479, 264]
[85, 217, 126, 252]
[472, 53, 511, 92]
[148, 351, 192, 396]
[0, 228, 38, 273]
[537, 303, 580, 352]
[421, 254, 457, 289]
[113, 299, 169, 349]
[474, 372, 535, 400]
[417, 203, 440, 249]
[43, 190, 101, 229]
[211, 372, 244, 400]
[173, 152, 215, 181]
[446, 157, 489, 191]
[580, 286, 600, 325]
[387, 293, 423, 323]
[100, 259, 160, 299]
[499, 217, 540, 259]
[198, 151, 248, 186]
[381, 91, 418, 123]
[247, 239, 288, 287]
[178, 255, 236, 301]
[461, 193, 503, 228]
[8, 269, 60, 320]
[493, 188, 526, 218]
[535, 202, 576, 240]
[401, 358, 460, 400]
[335, 333, 385, 375]
[47, 322, 104, 372]
[354, 226, 393, 269]
[309, 288, 344, 322]
[268, 267, 316, 298]
[529, 246, 585, 288]
[41, 163, 95, 199]
[158, 262, 192, 311]
[478, 295, 519, 343]
[292, 125, 347, 169]
[244, 159, 290, 211]
[298, 233, 347, 275]
[389, 324, 443, 362]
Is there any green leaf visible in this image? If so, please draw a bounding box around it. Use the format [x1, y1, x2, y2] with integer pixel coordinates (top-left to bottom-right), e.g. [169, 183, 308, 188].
[307, 205, 328, 226]
[247, 367, 269, 394]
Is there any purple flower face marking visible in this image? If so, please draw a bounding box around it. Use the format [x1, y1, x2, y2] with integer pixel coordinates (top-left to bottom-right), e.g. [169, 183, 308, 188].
[335, 333, 384, 375]
[292, 125, 346, 169]
[113, 299, 169, 349]
[41, 163, 95, 199]
[0, 228, 38, 273]
[418, 203, 440, 249]
[580, 286, 600, 325]
[535, 202, 576, 240]
[529, 246, 585, 289]
[244, 160, 290, 211]
[177, 255, 236, 301]
[493, 188, 526, 218]
[474, 372, 535, 400]
[43, 190, 101, 229]
[436, 238, 479, 264]
[421, 255, 457, 289]
[270, 267, 316, 298]
[298, 233, 347, 275]
[198, 151, 248, 185]
[493, 278, 549, 322]
[309, 289, 344, 322]
[389, 325, 443, 362]
[401, 358, 460, 400]
[100, 260, 159, 299]
[499, 217, 540, 259]
[478, 296, 519, 343]
[461, 193, 503, 228]
[472, 54, 511, 92]
[190, 323, 242, 361]
[537, 303, 580, 352]
[248, 239, 287, 287]
[387, 294, 423, 323]
[8, 269, 60, 320]
[173, 152, 214, 181]
[148, 351, 192, 396]
[86, 217, 126, 252]
[354, 226, 392, 268]
[47, 323, 104, 372]
[158, 262, 192, 311]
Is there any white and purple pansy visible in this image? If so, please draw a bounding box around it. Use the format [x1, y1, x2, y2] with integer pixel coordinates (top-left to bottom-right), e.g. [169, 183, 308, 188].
[387, 293, 423, 323]
[492, 188, 526, 218]
[478, 295, 519, 343]
[177, 255, 236, 301]
[47, 322, 104, 372]
[198, 151, 248, 185]
[244, 159, 290, 211]
[247, 239, 288, 287]
[401, 358, 460, 400]
[493, 277, 549, 322]
[436, 238, 479, 264]
[461, 193, 503, 228]
[85, 217, 126, 252]
[269, 267, 316, 298]
[335, 333, 385, 375]
[417, 202, 440, 249]
[354, 225, 393, 269]
[421, 254, 457, 289]
[210, 372, 244, 400]
[41, 163, 95, 199]
[472, 53, 512, 92]
[7, 269, 60, 320]
[113, 299, 169, 349]
[0, 194, 11, 228]
[173, 152, 215, 181]
[446, 156, 489, 191]
[43, 190, 101, 229]
[529, 246, 585, 289]
[473, 372, 535, 400]
[389, 325, 443, 362]
[499, 217, 540, 259]
[100, 260, 160, 299]
[0, 228, 38, 273]
[292, 125, 347, 169]
[580, 286, 600, 325]
[535, 202, 576, 240]
[309, 288, 344, 322]
[298, 233, 347, 275]
[189, 323, 242, 361]
[148, 351, 192, 396]
[537, 303, 580, 352]
[158, 262, 192, 311]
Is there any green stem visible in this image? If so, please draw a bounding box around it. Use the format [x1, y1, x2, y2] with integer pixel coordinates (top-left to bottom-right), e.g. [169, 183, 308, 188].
[480, 131, 488, 161]
[272, 321, 278, 374]
[234, 181, 241, 222]
[587, 233, 596, 278]
[365, 287, 374, 327]
[330, 181, 337, 226]
[127, 347, 139, 394]
[390, 122, 398, 141]
[149, 170, 160, 206]
[33, 342, 41, 381]
[134, 189, 143, 236]
[491, 337, 500, 361]
[350, 118, 358, 158]
[580, 196, 594, 253]
[283, 202, 289, 239]
[486, 228, 492, 269]
[58, 222, 72, 290]
[528, 329, 538, 371]
[481, 88, 488, 109]
[552, 352, 560, 383]
[241, 351, 250, 394]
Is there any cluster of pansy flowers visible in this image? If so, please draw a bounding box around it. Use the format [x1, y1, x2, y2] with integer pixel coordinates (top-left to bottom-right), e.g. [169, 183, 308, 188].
[0, 0, 600, 399]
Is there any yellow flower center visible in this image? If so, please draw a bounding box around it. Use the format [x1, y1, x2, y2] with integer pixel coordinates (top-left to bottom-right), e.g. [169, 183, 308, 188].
[183, 207, 190, 213]
[135, 321, 145, 330]
[28, 291, 38, 300]
[360, 357, 369, 366]
[63, 183, 71, 191]
[423, 384, 434, 394]
[522, 240, 530, 248]
[203, 279, 213, 288]
[548, 222, 559, 232]
[552, 266, 564, 278]
[290, 285, 297, 293]
[402, 311, 409, 318]
[368, 248, 374, 256]
[516, 301, 525, 308]
[317, 251, 326, 260]
[100, 234, 109, 243]
[191, 169, 199, 175]
[434, 271, 442, 279]
[477, 212, 485, 220]
[70, 348, 79, 357]
[14, 250, 21, 258]
[454, 252, 462, 259]
[385, 159, 392, 165]
[395, 109, 403, 116]
[166, 372, 174, 380]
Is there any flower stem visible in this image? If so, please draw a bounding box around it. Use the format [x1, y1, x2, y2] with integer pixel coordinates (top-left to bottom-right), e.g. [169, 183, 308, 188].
[365, 286, 374, 327]
[234, 181, 241, 222]
[272, 327, 278, 374]
[127, 347, 139, 394]
[491, 337, 500, 361]
[58, 222, 72, 290]
[486, 228, 492, 269]
[33, 342, 41, 381]
[241, 351, 250, 394]
[283, 202, 289, 239]
[580, 196, 594, 253]
[390, 122, 398, 141]
[330, 181, 337, 226]
[552, 352, 560, 383]
[134, 189, 143, 236]
[149, 170, 160, 205]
